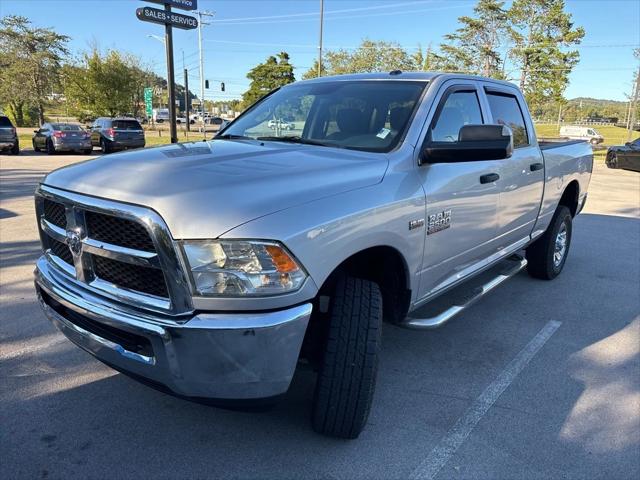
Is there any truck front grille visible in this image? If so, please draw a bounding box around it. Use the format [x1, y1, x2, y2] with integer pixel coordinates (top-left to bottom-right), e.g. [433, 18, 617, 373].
[49, 237, 73, 265]
[93, 255, 168, 298]
[43, 199, 66, 228]
[35, 186, 193, 315]
[86, 211, 156, 252]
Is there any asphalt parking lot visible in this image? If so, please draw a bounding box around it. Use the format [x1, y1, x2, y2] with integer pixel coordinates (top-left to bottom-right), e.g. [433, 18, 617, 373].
[1, 151, 639, 479]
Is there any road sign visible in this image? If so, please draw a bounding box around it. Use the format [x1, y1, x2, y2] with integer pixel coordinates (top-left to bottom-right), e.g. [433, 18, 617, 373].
[143, 0, 197, 11]
[144, 88, 153, 118]
[136, 6, 198, 30]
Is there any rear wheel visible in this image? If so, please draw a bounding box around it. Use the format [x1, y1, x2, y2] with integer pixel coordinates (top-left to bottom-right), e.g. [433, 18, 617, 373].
[311, 276, 382, 439]
[10, 143, 19, 155]
[46, 139, 56, 155]
[526, 206, 572, 280]
[32, 140, 40, 152]
[100, 138, 111, 154]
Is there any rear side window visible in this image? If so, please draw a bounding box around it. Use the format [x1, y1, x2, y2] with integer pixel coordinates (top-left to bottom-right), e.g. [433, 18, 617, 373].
[112, 120, 142, 130]
[430, 91, 483, 142]
[486, 92, 529, 148]
[0, 116, 13, 127]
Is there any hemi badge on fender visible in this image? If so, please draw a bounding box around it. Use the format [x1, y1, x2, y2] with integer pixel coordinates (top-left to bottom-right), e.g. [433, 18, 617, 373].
[409, 219, 425, 230]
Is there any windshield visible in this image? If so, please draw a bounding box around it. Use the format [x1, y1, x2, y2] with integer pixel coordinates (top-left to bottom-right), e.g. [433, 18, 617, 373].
[0, 116, 13, 127]
[221, 80, 427, 152]
[51, 124, 82, 131]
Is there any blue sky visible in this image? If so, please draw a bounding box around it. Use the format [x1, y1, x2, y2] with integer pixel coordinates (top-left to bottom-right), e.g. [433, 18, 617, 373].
[1, 0, 638, 102]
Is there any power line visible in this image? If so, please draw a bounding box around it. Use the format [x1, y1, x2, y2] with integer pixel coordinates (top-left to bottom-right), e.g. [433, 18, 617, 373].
[210, 4, 472, 26]
[204, 38, 640, 51]
[212, 0, 441, 23]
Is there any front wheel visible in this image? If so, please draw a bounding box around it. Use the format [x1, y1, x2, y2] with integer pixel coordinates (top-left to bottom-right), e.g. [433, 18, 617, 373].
[33, 140, 41, 152]
[10, 143, 19, 155]
[311, 276, 382, 439]
[607, 152, 618, 169]
[526, 206, 572, 280]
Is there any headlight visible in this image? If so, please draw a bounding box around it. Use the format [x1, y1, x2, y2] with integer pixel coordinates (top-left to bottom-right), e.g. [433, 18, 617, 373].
[181, 240, 307, 297]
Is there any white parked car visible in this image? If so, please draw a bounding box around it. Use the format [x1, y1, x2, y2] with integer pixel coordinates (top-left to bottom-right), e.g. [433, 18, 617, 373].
[268, 119, 295, 130]
[560, 125, 604, 145]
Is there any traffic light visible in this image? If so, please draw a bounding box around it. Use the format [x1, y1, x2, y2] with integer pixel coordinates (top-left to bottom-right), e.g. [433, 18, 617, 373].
[220, 82, 225, 92]
[205, 79, 209, 89]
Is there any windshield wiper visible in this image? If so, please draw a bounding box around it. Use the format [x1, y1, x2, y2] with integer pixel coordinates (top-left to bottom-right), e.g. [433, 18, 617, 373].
[215, 134, 254, 141]
[256, 136, 340, 148]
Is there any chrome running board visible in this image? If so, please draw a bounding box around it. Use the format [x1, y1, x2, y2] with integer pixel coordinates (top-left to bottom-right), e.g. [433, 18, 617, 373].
[402, 254, 527, 330]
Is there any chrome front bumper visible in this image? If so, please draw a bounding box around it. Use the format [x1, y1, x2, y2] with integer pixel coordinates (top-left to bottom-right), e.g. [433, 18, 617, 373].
[35, 256, 312, 400]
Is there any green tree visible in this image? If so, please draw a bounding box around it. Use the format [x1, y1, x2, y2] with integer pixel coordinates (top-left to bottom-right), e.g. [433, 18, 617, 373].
[303, 40, 416, 78]
[508, 0, 585, 112]
[242, 52, 295, 108]
[0, 15, 69, 126]
[63, 48, 159, 120]
[438, 0, 510, 77]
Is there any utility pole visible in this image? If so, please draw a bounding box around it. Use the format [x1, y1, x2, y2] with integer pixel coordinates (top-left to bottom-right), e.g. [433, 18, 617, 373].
[164, 4, 178, 144]
[184, 68, 190, 132]
[197, 10, 214, 139]
[628, 69, 639, 141]
[317, 0, 324, 77]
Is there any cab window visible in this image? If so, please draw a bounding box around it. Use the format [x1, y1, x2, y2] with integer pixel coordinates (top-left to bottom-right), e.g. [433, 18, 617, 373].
[486, 91, 529, 148]
[429, 90, 483, 142]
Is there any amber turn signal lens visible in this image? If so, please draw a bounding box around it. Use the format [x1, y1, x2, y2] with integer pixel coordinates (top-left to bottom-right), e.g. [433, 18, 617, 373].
[265, 245, 299, 273]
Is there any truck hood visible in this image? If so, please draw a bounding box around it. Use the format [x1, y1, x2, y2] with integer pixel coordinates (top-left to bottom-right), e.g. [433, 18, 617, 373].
[43, 140, 388, 238]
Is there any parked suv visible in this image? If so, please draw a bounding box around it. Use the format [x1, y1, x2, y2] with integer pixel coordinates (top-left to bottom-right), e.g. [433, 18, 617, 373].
[0, 115, 19, 155]
[90, 117, 145, 153]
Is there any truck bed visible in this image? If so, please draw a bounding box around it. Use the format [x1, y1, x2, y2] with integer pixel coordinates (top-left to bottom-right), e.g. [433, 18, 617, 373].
[538, 138, 587, 150]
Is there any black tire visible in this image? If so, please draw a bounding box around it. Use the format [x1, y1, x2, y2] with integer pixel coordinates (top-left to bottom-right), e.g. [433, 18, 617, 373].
[83, 148, 92, 155]
[311, 276, 382, 439]
[11, 143, 19, 155]
[32, 140, 40, 152]
[526, 206, 572, 280]
[46, 139, 56, 155]
[607, 152, 618, 169]
[100, 138, 111, 154]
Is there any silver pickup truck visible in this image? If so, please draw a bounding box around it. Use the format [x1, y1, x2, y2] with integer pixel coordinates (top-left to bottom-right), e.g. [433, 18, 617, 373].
[34, 72, 593, 439]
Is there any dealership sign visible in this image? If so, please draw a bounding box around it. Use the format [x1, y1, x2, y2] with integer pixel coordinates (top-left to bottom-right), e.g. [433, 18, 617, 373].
[136, 6, 198, 30]
[143, 0, 197, 11]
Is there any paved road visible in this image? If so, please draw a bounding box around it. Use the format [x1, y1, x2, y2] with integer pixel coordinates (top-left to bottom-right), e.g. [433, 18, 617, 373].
[1, 152, 639, 479]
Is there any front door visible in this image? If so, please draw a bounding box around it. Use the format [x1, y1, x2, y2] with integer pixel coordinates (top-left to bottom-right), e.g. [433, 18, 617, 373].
[416, 83, 502, 301]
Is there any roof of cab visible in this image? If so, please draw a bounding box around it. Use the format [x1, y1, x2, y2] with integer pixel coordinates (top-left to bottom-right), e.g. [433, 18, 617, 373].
[293, 71, 518, 90]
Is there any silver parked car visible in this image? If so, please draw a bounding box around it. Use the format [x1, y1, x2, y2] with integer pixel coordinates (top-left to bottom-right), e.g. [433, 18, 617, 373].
[32, 123, 92, 155]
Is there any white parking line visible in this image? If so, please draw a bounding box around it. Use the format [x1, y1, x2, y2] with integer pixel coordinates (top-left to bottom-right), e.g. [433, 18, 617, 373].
[410, 320, 562, 480]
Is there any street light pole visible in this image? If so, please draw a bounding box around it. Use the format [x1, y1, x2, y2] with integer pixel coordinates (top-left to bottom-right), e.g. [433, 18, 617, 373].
[197, 10, 214, 139]
[317, 0, 324, 77]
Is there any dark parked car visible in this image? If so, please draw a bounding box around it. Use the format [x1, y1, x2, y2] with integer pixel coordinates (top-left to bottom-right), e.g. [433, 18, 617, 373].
[32, 123, 92, 155]
[0, 115, 19, 155]
[606, 138, 640, 172]
[90, 117, 145, 153]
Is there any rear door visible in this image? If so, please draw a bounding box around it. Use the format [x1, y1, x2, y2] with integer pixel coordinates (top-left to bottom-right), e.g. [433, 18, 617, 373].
[482, 85, 544, 250]
[90, 119, 102, 145]
[416, 81, 502, 300]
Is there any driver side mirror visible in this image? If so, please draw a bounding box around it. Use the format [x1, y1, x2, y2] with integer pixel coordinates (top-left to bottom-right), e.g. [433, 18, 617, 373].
[421, 124, 513, 164]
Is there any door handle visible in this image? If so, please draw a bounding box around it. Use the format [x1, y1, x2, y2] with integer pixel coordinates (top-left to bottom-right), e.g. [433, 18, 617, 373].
[530, 162, 544, 171]
[480, 173, 500, 184]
